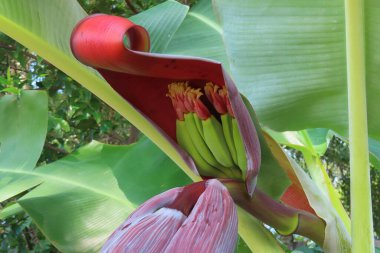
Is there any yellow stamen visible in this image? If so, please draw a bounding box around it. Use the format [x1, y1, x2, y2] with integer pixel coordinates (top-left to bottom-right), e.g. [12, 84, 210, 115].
[218, 86, 228, 97]
[167, 82, 189, 99]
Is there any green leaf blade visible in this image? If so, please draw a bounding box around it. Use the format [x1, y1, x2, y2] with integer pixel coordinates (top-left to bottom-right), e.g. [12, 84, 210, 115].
[166, 0, 229, 69]
[0, 91, 47, 202]
[17, 138, 191, 252]
[212, 0, 348, 135]
[130, 0, 189, 53]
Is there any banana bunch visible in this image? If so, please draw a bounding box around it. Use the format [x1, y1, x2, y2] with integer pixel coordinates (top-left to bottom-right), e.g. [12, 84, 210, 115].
[215, 85, 248, 179]
[167, 82, 247, 180]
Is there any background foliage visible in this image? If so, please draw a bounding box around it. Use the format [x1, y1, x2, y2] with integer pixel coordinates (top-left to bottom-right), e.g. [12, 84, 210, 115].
[0, 0, 378, 252]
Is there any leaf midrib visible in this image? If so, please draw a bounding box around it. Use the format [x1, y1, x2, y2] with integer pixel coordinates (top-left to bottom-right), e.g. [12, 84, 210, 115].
[0, 168, 132, 207]
[188, 12, 223, 35]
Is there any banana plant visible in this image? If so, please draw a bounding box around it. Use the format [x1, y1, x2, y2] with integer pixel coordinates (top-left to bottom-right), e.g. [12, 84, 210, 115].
[70, 11, 331, 250]
[0, 0, 378, 252]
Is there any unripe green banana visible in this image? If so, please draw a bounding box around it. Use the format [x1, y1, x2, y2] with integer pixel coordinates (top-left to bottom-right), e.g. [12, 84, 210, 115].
[193, 113, 204, 138]
[176, 120, 227, 178]
[184, 113, 220, 168]
[185, 113, 239, 178]
[221, 114, 238, 166]
[202, 116, 235, 168]
[232, 118, 247, 179]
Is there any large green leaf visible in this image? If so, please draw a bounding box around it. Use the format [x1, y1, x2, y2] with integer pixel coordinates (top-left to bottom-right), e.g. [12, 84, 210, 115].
[0, 91, 47, 202]
[0, 0, 198, 181]
[166, 0, 229, 69]
[212, 0, 380, 142]
[212, 0, 348, 135]
[16, 138, 190, 252]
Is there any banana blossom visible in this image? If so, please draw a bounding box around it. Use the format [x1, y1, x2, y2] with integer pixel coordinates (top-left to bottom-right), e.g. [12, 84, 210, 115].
[70, 14, 260, 196]
[71, 14, 326, 248]
[101, 179, 237, 253]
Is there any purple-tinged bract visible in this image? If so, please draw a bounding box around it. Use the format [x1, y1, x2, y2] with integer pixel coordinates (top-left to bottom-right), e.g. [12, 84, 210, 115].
[101, 179, 238, 253]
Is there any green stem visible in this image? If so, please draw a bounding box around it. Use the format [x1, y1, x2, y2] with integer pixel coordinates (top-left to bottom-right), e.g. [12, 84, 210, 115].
[300, 130, 351, 232]
[344, 0, 374, 252]
[223, 180, 326, 246]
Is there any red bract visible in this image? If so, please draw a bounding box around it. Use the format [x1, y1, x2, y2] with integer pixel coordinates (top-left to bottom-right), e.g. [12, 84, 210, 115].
[70, 14, 261, 196]
[101, 179, 238, 253]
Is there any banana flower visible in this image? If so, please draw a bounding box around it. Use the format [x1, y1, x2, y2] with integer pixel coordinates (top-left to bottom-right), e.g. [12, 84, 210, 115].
[101, 179, 237, 253]
[70, 14, 260, 196]
[71, 14, 326, 248]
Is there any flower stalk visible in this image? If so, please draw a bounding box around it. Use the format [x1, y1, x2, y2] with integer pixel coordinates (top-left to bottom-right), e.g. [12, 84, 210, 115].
[223, 179, 326, 246]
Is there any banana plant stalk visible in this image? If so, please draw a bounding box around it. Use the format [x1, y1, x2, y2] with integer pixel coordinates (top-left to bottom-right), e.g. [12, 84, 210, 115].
[70, 14, 261, 196]
[345, 0, 375, 251]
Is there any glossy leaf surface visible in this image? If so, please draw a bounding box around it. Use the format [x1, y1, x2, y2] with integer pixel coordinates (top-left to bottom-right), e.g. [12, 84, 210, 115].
[0, 91, 47, 202]
[18, 138, 191, 252]
[166, 0, 229, 69]
[212, 0, 380, 142]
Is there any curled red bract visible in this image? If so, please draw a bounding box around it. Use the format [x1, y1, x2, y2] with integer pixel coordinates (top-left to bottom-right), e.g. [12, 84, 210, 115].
[71, 14, 261, 196]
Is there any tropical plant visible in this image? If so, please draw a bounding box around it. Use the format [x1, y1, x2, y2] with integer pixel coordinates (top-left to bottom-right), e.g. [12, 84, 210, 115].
[0, 0, 379, 252]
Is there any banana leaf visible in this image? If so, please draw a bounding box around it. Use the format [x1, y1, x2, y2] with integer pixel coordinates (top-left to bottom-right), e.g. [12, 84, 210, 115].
[0, 91, 47, 202]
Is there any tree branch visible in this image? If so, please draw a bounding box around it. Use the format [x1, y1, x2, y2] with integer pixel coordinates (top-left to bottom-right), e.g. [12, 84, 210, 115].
[44, 143, 69, 154]
[127, 125, 140, 144]
[125, 0, 139, 14]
